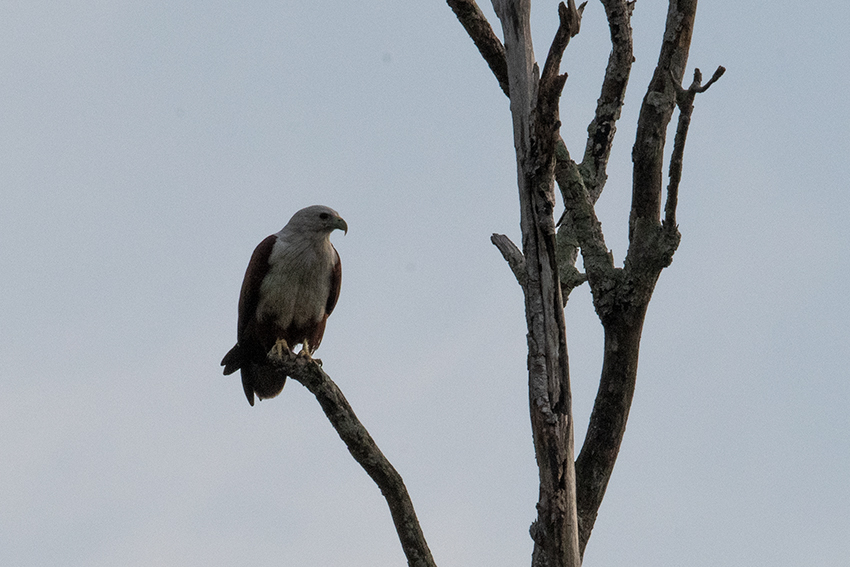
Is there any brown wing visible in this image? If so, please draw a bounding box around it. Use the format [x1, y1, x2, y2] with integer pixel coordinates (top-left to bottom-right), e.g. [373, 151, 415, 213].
[221, 234, 277, 377]
[237, 234, 277, 342]
[221, 234, 281, 405]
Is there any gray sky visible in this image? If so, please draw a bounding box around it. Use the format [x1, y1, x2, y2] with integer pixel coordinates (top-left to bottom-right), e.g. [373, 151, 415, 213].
[1, 1, 848, 566]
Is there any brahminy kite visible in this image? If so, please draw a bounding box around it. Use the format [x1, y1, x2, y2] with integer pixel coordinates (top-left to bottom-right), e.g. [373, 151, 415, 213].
[221, 205, 347, 405]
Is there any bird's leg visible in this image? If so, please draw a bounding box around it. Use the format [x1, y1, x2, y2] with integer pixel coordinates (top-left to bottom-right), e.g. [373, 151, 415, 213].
[268, 338, 292, 362]
[298, 340, 314, 360]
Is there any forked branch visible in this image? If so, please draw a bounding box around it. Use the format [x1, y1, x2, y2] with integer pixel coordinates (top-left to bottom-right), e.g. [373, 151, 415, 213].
[574, 1, 721, 557]
[630, 0, 698, 238]
[665, 66, 725, 226]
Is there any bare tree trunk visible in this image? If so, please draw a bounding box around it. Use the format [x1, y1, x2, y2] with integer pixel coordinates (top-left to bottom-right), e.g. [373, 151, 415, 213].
[490, 1, 584, 565]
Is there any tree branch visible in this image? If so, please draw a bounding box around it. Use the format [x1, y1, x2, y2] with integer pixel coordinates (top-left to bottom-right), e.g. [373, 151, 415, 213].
[269, 356, 437, 567]
[574, 310, 645, 555]
[446, 0, 510, 97]
[550, 0, 626, 307]
[572, 1, 708, 556]
[491, 233, 527, 287]
[554, 142, 618, 315]
[555, 145, 615, 279]
[665, 65, 725, 226]
[539, 0, 586, 105]
[537, 1, 585, 140]
[579, 0, 634, 201]
[630, 0, 698, 239]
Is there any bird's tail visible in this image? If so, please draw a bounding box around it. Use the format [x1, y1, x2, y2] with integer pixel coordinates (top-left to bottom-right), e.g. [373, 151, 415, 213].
[240, 362, 287, 406]
[221, 344, 242, 375]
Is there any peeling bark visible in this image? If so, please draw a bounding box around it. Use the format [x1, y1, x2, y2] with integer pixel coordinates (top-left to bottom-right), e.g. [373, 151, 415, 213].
[490, 1, 583, 565]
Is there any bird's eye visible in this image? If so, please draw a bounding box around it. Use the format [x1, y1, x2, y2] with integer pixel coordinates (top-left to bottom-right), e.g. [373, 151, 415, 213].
[319, 212, 330, 220]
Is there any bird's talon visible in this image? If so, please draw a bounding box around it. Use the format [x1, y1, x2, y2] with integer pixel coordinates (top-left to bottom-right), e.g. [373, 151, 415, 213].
[268, 338, 293, 362]
[297, 339, 315, 360]
[297, 348, 313, 361]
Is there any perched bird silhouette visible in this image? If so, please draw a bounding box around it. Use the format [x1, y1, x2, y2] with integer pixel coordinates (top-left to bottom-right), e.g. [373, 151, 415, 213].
[221, 205, 346, 405]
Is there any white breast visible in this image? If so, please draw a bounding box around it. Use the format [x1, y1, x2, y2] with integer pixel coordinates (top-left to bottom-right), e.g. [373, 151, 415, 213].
[256, 235, 335, 329]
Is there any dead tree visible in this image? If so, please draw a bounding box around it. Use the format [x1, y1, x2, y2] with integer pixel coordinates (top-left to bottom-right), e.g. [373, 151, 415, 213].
[449, 0, 723, 564]
[269, 1, 722, 566]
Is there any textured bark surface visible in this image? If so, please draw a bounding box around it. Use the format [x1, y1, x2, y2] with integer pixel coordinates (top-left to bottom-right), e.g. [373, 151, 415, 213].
[579, 0, 634, 201]
[449, 0, 721, 562]
[490, 1, 583, 566]
[631, 0, 698, 235]
[568, 0, 708, 556]
[446, 0, 510, 96]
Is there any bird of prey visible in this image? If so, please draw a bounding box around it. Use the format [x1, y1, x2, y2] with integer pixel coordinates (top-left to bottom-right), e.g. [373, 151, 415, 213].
[221, 205, 347, 406]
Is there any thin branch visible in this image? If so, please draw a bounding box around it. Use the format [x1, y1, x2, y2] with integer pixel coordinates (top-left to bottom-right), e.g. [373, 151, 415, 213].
[537, 1, 586, 136]
[579, 0, 634, 201]
[269, 355, 436, 567]
[446, 0, 510, 96]
[540, 0, 586, 97]
[693, 65, 726, 93]
[665, 66, 725, 226]
[491, 233, 527, 287]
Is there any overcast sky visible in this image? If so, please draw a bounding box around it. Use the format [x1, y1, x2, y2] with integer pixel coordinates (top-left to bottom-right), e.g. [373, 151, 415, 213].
[2, 1, 848, 566]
